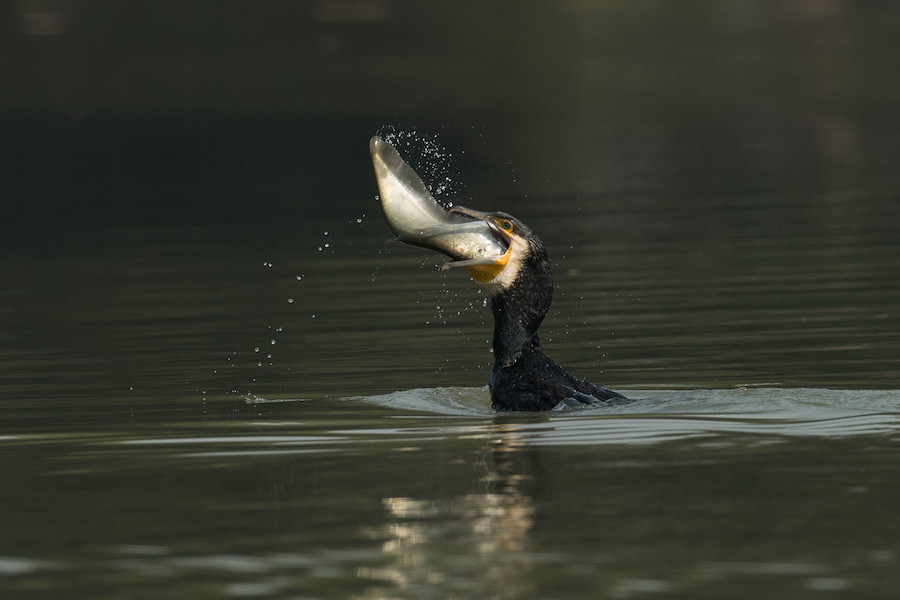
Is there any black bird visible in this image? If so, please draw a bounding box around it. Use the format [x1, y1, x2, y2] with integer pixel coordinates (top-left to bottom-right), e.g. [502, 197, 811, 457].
[441, 206, 626, 411]
[370, 136, 625, 411]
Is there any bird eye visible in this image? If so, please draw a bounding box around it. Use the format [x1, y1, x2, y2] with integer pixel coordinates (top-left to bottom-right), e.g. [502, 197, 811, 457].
[500, 220, 512, 231]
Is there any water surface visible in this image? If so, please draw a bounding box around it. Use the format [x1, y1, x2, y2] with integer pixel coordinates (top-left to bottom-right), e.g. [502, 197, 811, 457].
[3, 3, 900, 597]
[3, 386, 900, 599]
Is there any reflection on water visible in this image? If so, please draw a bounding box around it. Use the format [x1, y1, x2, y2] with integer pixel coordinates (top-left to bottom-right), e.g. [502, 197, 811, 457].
[4, 4, 900, 597]
[362, 427, 536, 598]
[2, 390, 899, 598]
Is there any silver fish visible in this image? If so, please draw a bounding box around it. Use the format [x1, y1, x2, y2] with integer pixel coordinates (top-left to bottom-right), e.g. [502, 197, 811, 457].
[369, 136, 508, 262]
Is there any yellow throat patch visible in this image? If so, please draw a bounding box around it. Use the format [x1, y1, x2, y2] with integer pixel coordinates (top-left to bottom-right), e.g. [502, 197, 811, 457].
[465, 243, 512, 283]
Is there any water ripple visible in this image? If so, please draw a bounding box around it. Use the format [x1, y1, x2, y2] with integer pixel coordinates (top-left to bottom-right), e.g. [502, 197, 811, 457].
[345, 386, 900, 446]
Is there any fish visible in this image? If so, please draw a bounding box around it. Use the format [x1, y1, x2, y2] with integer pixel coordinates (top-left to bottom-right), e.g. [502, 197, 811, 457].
[369, 136, 509, 263]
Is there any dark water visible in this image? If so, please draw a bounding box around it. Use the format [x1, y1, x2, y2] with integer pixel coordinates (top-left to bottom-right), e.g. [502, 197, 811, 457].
[4, 2, 900, 598]
[3, 123, 900, 597]
[3, 389, 900, 598]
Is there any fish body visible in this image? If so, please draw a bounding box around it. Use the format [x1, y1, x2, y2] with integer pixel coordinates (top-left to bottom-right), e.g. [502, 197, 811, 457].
[369, 137, 507, 262]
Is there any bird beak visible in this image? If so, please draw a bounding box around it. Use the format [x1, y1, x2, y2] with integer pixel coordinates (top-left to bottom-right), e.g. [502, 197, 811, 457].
[370, 137, 510, 275]
[442, 205, 514, 283]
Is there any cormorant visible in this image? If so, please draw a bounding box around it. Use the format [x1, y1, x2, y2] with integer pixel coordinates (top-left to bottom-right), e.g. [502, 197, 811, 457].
[441, 206, 627, 411]
[370, 136, 625, 411]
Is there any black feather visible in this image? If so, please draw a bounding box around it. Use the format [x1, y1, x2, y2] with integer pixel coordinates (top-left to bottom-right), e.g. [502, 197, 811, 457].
[483, 212, 626, 411]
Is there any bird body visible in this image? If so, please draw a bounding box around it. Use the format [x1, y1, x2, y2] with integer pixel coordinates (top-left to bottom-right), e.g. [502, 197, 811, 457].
[444, 209, 626, 411]
[370, 137, 625, 411]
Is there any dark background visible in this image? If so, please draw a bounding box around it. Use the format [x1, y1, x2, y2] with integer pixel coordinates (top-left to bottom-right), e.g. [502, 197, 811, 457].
[3, 0, 900, 398]
[5, 1, 900, 229]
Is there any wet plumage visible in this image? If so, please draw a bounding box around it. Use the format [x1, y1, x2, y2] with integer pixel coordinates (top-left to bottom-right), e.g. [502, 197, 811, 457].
[443, 208, 626, 411]
[370, 136, 625, 411]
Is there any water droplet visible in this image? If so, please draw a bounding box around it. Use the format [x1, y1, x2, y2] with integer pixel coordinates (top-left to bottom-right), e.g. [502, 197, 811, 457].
[288, 298, 294, 303]
[324, 231, 329, 236]
[254, 347, 260, 352]
[270, 340, 275, 345]
[257, 362, 262, 367]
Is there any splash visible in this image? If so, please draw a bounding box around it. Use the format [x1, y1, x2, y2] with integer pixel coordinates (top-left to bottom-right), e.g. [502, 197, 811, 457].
[344, 386, 494, 416]
[374, 126, 463, 204]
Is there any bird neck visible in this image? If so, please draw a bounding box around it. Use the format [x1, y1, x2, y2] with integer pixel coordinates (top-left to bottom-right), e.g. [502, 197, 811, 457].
[489, 252, 553, 369]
